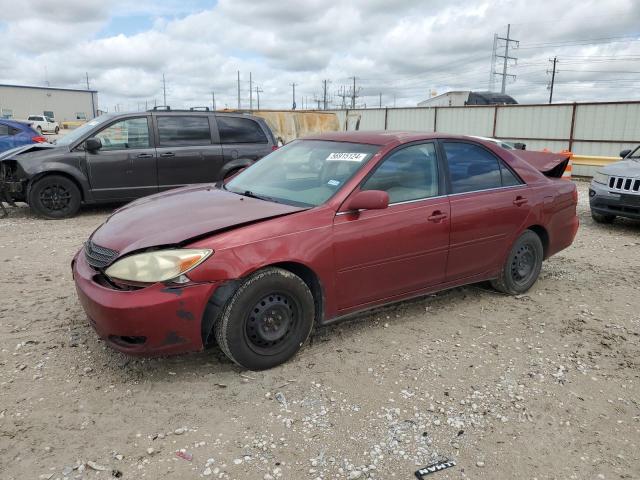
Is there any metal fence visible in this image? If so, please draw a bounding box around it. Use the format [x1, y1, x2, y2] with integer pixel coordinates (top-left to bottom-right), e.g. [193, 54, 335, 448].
[329, 101, 640, 157]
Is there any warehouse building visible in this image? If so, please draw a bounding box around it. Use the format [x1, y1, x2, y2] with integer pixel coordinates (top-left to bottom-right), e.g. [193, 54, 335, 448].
[0, 84, 98, 123]
[418, 90, 517, 107]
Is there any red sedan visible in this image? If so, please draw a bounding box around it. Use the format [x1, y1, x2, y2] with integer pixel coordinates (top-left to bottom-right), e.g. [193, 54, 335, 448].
[72, 132, 578, 370]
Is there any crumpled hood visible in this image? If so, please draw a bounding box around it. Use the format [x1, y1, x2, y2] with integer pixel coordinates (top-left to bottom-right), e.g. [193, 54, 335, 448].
[0, 143, 58, 161]
[600, 159, 640, 177]
[91, 185, 306, 255]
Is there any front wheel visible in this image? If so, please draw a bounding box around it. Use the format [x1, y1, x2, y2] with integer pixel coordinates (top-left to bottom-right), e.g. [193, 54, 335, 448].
[491, 230, 543, 295]
[28, 175, 81, 219]
[214, 267, 315, 370]
[54, 126, 60, 134]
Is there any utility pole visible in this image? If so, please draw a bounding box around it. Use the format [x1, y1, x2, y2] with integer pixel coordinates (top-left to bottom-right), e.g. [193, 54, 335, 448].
[237, 71, 241, 109]
[351, 76, 357, 108]
[493, 24, 519, 94]
[548, 57, 558, 103]
[85, 72, 90, 90]
[379, 92, 382, 108]
[322, 79, 330, 110]
[255, 86, 263, 110]
[162, 73, 167, 106]
[249, 72, 253, 110]
[290, 83, 297, 110]
[212, 91, 216, 110]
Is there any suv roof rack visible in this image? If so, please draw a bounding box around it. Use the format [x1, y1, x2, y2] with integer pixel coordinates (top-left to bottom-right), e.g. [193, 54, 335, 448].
[150, 106, 171, 111]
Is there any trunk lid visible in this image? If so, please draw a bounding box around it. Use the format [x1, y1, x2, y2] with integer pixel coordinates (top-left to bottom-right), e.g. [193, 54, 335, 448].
[511, 150, 571, 178]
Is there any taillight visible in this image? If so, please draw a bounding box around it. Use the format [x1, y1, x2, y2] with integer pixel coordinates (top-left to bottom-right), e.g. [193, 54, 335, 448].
[32, 136, 47, 143]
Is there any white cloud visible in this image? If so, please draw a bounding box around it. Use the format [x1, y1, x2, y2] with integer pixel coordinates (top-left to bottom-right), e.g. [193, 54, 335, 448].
[1, 0, 639, 111]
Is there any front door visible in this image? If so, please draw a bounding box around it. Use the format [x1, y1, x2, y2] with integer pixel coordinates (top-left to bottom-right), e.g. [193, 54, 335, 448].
[87, 116, 157, 201]
[333, 142, 450, 311]
[155, 115, 225, 190]
[442, 141, 531, 280]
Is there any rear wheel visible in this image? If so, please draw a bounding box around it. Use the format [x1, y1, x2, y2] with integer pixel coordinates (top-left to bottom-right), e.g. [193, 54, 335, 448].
[54, 126, 60, 134]
[28, 175, 81, 219]
[214, 267, 314, 370]
[591, 211, 615, 224]
[491, 230, 543, 295]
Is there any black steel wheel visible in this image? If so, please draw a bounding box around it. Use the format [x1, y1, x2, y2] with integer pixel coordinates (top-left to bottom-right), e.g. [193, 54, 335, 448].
[491, 230, 543, 295]
[28, 175, 81, 219]
[214, 267, 315, 370]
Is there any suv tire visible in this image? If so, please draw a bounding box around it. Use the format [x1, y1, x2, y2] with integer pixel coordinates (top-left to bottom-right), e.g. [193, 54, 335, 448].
[28, 175, 82, 219]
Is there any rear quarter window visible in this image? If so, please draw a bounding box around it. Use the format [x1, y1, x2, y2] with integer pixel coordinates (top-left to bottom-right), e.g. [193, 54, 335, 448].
[217, 116, 268, 144]
[157, 116, 211, 146]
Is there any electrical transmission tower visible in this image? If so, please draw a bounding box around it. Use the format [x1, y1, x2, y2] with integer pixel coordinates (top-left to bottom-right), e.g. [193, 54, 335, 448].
[489, 24, 519, 93]
[336, 86, 349, 109]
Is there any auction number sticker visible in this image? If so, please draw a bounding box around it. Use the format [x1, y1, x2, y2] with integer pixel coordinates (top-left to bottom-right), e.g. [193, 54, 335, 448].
[326, 152, 368, 162]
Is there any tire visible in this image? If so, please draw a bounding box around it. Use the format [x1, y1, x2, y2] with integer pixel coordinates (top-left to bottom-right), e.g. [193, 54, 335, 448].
[491, 230, 544, 295]
[28, 175, 82, 219]
[214, 267, 315, 370]
[591, 211, 615, 224]
[54, 126, 60, 134]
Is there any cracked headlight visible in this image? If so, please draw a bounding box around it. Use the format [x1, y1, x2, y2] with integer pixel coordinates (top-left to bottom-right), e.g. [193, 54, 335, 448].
[593, 171, 609, 185]
[105, 249, 212, 283]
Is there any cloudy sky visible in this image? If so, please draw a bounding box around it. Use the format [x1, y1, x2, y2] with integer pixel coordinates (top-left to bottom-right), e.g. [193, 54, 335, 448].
[1, 0, 639, 112]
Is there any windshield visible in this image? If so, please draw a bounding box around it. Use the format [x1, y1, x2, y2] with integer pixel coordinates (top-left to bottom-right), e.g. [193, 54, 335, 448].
[55, 115, 114, 146]
[226, 140, 380, 207]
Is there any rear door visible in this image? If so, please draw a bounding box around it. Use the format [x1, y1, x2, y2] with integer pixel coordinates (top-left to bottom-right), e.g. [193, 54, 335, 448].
[442, 141, 530, 281]
[216, 115, 272, 165]
[333, 142, 450, 311]
[86, 116, 158, 200]
[155, 115, 225, 190]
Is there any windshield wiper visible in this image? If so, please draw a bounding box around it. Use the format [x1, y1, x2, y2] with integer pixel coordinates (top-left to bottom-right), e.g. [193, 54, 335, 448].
[241, 190, 277, 202]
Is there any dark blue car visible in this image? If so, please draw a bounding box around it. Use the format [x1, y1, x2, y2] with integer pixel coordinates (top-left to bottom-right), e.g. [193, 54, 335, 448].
[0, 119, 47, 153]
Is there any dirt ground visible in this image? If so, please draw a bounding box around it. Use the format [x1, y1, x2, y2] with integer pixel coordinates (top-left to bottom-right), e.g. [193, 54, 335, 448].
[1, 180, 639, 480]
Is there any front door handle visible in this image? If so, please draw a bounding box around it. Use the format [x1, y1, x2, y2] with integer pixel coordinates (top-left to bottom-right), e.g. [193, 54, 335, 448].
[160, 152, 175, 158]
[427, 210, 448, 223]
[513, 196, 528, 206]
[136, 153, 153, 158]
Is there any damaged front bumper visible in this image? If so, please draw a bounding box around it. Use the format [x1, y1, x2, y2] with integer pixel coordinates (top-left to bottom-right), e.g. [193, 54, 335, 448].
[0, 160, 27, 215]
[72, 249, 219, 355]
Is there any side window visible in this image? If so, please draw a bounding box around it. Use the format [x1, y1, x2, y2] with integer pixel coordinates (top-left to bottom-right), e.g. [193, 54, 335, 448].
[157, 116, 211, 146]
[28, 116, 40, 121]
[95, 118, 150, 151]
[362, 143, 439, 204]
[443, 142, 518, 194]
[217, 116, 268, 144]
[500, 163, 522, 187]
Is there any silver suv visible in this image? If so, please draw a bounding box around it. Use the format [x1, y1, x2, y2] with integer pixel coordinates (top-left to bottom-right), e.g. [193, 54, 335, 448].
[589, 147, 640, 223]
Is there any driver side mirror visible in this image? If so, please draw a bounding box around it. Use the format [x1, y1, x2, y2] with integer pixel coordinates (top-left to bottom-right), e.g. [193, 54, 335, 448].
[343, 190, 389, 212]
[620, 149, 631, 158]
[86, 137, 102, 152]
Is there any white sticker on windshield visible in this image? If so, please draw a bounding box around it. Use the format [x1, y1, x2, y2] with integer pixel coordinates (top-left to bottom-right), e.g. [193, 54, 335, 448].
[327, 179, 340, 186]
[326, 152, 368, 162]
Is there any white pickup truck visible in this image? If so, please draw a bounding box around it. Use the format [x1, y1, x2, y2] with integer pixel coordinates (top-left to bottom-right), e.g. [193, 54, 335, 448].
[26, 115, 60, 134]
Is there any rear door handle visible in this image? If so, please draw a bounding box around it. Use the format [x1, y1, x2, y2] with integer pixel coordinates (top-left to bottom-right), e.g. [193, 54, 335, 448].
[136, 153, 153, 158]
[427, 210, 448, 223]
[160, 152, 175, 158]
[513, 196, 528, 206]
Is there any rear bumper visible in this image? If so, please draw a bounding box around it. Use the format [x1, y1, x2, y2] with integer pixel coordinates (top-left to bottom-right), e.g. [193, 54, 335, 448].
[589, 180, 640, 219]
[72, 249, 218, 356]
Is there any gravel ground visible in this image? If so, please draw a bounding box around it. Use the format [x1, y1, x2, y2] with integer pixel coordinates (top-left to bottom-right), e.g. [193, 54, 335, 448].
[1, 180, 639, 480]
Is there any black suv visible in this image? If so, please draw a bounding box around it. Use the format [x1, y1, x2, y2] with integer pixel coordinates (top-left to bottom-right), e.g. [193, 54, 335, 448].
[0, 108, 276, 218]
